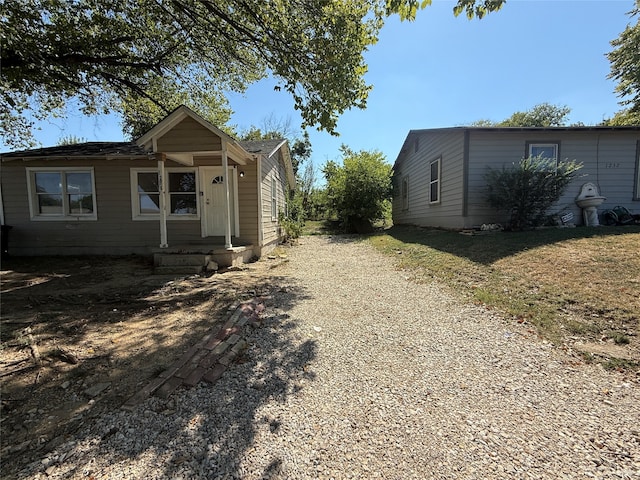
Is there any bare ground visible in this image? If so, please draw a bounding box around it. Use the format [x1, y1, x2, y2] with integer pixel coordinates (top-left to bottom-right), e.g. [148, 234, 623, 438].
[0, 253, 289, 471]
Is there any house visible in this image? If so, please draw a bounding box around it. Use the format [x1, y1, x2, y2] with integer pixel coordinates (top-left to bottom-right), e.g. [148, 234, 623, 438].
[392, 126, 640, 229]
[0, 106, 295, 267]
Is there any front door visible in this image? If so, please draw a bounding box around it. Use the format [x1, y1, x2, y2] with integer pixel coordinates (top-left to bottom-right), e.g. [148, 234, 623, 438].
[201, 167, 236, 237]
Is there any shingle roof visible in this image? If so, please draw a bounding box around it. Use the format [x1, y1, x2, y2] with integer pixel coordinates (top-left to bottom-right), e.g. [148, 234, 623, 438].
[1, 142, 149, 160]
[1, 139, 289, 160]
[238, 139, 286, 156]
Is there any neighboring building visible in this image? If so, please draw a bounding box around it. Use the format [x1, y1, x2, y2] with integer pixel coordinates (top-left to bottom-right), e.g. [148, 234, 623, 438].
[392, 126, 640, 229]
[0, 106, 295, 264]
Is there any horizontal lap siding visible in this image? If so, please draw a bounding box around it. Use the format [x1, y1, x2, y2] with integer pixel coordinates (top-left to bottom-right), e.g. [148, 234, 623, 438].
[393, 130, 465, 228]
[1, 159, 161, 255]
[467, 131, 640, 226]
[237, 162, 259, 245]
[260, 153, 287, 248]
[156, 117, 222, 152]
[593, 135, 639, 212]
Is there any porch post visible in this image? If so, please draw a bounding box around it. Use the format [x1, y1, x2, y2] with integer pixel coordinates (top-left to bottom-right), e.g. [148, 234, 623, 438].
[222, 147, 233, 249]
[157, 154, 168, 248]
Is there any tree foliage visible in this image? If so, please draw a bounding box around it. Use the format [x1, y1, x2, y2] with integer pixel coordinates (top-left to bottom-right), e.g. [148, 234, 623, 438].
[323, 146, 393, 233]
[1, 0, 505, 149]
[485, 156, 583, 230]
[238, 115, 312, 176]
[498, 103, 571, 127]
[469, 103, 572, 128]
[607, 0, 640, 123]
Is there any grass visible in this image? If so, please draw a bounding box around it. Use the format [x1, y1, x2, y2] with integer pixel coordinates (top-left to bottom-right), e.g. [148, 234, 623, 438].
[368, 225, 640, 367]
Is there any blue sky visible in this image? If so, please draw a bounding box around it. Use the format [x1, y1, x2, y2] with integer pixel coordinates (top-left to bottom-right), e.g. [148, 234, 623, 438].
[6, 0, 634, 171]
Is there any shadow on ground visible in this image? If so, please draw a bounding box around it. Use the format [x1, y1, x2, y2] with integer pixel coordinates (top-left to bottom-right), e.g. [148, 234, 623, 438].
[1, 254, 313, 479]
[384, 224, 640, 265]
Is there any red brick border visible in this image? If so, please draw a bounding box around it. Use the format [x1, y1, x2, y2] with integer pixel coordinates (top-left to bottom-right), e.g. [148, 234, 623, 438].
[122, 298, 265, 410]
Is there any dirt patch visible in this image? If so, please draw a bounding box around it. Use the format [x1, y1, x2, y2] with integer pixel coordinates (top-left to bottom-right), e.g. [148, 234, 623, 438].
[0, 253, 289, 472]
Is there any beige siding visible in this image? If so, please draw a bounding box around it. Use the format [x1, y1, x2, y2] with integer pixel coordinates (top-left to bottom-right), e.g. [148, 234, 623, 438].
[392, 130, 466, 229]
[237, 162, 259, 246]
[0, 156, 261, 255]
[156, 117, 222, 152]
[260, 152, 288, 249]
[1, 159, 162, 255]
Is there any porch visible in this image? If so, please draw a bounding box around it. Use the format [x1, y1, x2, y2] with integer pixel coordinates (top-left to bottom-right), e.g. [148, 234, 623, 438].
[152, 243, 254, 274]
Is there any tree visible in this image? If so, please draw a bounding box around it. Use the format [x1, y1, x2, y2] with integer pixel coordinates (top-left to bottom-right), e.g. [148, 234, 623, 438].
[484, 156, 583, 230]
[238, 115, 312, 176]
[323, 146, 393, 233]
[469, 103, 572, 128]
[57, 135, 88, 145]
[1, 0, 505, 149]
[498, 103, 571, 127]
[119, 78, 234, 139]
[607, 1, 640, 125]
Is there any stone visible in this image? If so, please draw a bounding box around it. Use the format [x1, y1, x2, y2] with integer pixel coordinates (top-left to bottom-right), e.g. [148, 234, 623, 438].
[206, 261, 219, 272]
[84, 382, 111, 398]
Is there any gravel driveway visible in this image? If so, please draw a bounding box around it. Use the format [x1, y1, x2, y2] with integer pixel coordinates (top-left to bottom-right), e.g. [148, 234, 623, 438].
[18, 236, 640, 479]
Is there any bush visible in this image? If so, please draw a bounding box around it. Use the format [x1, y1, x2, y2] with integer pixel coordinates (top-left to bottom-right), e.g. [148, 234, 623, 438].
[323, 146, 393, 233]
[485, 156, 583, 230]
[279, 192, 305, 240]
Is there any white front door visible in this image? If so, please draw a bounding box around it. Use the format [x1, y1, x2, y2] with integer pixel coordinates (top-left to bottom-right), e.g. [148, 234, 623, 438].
[201, 167, 236, 237]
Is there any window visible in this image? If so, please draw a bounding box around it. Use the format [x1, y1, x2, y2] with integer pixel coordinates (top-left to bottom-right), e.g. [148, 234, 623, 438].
[131, 168, 198, 220]
[271, 175, 278, 221]
[429, 157, 441, 204]
[26, 168, 97, 220]
[168, 171, 197, 215]
[527, 142, 559, 171]
[401, 176, 409, 210]
[135, 170, 160, 215]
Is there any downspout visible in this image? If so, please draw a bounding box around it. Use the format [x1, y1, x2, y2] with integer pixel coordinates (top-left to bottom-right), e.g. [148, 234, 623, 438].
[157, 154, 168, 248]
[222, 146, 232, 249]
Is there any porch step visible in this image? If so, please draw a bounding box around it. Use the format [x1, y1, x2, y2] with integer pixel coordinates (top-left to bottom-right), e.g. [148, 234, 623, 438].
[153, 253, 213, 275]
[154, 253, 212, 267]
[154, 265, 205, 275]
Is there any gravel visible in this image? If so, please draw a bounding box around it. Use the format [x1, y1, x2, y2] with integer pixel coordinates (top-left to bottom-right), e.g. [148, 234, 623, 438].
[16, 235, 640, 479]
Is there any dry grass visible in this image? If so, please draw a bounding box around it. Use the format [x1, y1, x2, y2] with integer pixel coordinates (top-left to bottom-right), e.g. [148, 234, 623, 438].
[369, 225, 640, 368]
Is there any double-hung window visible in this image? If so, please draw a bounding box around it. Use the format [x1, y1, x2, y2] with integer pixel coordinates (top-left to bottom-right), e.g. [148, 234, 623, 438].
[527, 142, 559, 171]
[26, 167, 97, 220]
[168, 171, 197, 215]
[429, 157, 441, 204]
[130, 168, 198, 220]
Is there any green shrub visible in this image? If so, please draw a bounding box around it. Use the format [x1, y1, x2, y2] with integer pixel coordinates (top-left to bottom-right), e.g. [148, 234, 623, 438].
[323, 146, 393, 233]
[485, 156, 582, 230]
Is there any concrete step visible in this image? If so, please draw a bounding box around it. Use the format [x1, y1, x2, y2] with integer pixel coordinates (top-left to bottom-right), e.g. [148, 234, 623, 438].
[154, 254, 211, 267]
[154, 265, 204, 275]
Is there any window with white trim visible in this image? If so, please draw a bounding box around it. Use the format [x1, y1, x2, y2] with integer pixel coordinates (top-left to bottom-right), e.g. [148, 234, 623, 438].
[130, 168, 198, 220]
[168, 171, 197, 215]
[429, 158, 441, 204]
[270, 175, 278, 221]
[26, 167, 97, 220]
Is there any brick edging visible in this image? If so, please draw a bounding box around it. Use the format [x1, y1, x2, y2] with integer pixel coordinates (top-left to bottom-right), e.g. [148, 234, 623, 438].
[122, 298, 265, 410]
